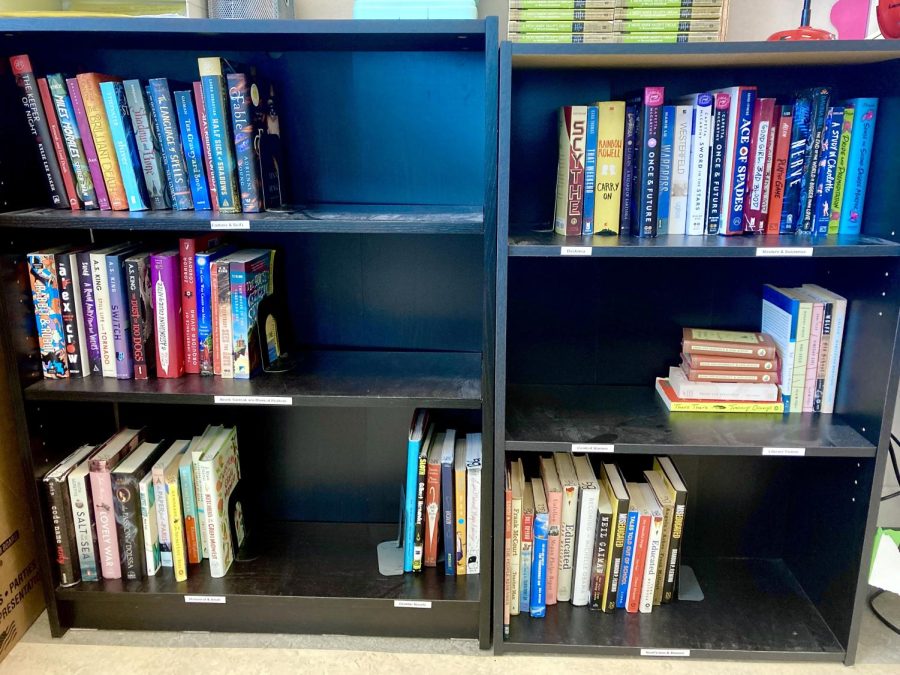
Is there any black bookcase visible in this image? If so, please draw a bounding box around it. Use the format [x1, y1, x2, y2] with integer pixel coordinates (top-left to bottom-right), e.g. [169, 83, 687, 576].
[493, 41, 900, 663]
[0, 18, 497, 646]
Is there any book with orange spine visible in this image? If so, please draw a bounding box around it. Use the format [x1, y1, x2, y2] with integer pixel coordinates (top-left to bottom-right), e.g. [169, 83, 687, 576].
[76, 73, 128, 210]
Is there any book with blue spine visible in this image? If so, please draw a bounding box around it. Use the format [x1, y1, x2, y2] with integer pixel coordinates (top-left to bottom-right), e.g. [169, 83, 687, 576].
[196, 244, 235, 376]
[616, 498, 639, 608]
[657, 105, 675, 235]
[105, 247, 137, 379]
[47, 74, 98, 209]
[798, 88, 832, 233]
[780, 89, 824, 233]
[148, 78, 193, 211]
[198, 57, 241, 214]
[440, 429, 455, 575]
[123, 80, 170, 211]
[630, 86, 665, 238]
[100, 81, 150, 212]
[404, 411, 429, 572]
[714, 86, 757, 235]
[530, 478, 549, 619]
[762, 284, 809, 413]
[227, 72, 263, 213]
[174, 90, 211, 211]
[839, 98, 878, 235]
[813, 107, 844, 235]
[705, 92, 731, 234]
[229, 249, 273, 380]
[581, 105, 599, 235]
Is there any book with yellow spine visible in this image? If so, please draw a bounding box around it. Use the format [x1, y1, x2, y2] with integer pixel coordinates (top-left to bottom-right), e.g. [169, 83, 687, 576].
[163, 440, 190, 582]
[593, 101, 626, 234]
[76, 73, 128, 211]
[656, 378, 785, 413]
[454, 436, 467, 575]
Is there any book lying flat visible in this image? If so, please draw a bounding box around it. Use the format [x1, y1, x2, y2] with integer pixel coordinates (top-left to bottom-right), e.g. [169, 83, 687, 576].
[656, 378, 784, 413]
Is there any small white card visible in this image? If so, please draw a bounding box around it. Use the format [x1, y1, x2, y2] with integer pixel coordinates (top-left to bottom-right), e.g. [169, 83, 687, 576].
[560, 246, 592, 257]
[762, 447, 806, 457]
[755, 247, 813, 257]
[572, 443, 614, 454]
[184, 595, 226, 604]
[640, 648, 690, 657]
[211, 219, 251, 231]
[393, 600, 432, 609]
[214, 395, 292, 406]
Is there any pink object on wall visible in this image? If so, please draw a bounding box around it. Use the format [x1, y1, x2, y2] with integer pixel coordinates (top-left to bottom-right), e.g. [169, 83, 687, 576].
[830, 0, 872, 39]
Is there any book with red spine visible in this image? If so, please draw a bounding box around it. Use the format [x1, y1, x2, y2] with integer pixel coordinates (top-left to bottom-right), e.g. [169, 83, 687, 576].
[37, 78, 79, 210]
[76, 72, 128, 211]
[759, 107, 780, 233]
[743, 98, 776, 233]
[67, 77, 111, 211]
[625, 483, 651, 614]
[150, 251, 184, 379]
[553, 105, 588, 236]
[682, 328, 777, 359]
[10, 55, 66, 208]
[193, 81, 218, 212]
[180, 235, 222, 375]
[682, 352, 779, 372]
[767, 105, 794, 234]
[424, 435, 442, 567]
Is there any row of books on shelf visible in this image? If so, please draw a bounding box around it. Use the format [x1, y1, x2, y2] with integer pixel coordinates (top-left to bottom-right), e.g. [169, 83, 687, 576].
[503, 454, 686, 631]
[11, 53, 283, 215]
[27, 235, 277, 380]
[656, 284, 847, 413]
[555, 86, 877, 238]
[403, 410, 482, 575]
[508, 0, 727, 43]
[43, 425, 246, 586]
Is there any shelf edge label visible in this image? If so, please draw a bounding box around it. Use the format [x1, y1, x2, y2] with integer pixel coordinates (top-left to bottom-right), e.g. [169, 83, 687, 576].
[762, 447, 806, 457]
[641, 648, 690, 657]
[211, 219, 251, 231]
[560, 246, 592, 257]
[394, 600, 432, 609]
[214, 395, 292, 406]
[572, 443, 614, 454]
[185, 595, 226, 604]
[755, 247, 813, 257]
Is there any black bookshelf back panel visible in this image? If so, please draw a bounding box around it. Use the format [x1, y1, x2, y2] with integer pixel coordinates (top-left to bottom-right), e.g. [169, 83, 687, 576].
[506, 59, 900, 242]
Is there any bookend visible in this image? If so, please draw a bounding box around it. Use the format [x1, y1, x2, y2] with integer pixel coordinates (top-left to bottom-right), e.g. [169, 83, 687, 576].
[678, 565, 704, 602]
[377, 487, 406, 576]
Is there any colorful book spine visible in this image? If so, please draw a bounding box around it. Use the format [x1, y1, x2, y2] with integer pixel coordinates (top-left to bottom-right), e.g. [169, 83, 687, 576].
[554, 105, 588, 236]
[801, 297, 824, 413]
[503, 472, 511, 636]
[195, 247, 231, 376]
[721, 86, 757, 235]
[758, 107, 779, 232]
[781, 89, 817, 232]
[616, 507, 638, 608]
[148, 79, 193, 211]
[179, 455, 201, 565]
[199, 57, 240, 213]
[454, 444, 467, 576]
[828, 105, 855, 235]
[215, 257, 235, 378]
[619, 103, 639, 235]
[90, 249, 117, 377]
[761, 285, 806, 413]
[440, 432, 456, 575]
[123, 79, 170, 211]
[743, 97, 776, 233]
[767, 105, 793, 234]
[412, 444, 427, 572]
[705, 92, 730, 234]
[191, 445, 209, 560]
[54, 252, 86, 377]
[194, 81, 218, 211]
[802, 284, 847, 414]
[680, 94, 713, 235]
[37, 78, 79, 209]
[657, 105, 675, 235]
[424, 450, 441, 568]
[839, 98, 878, 235]
[125, 254, 155, 380]
[152, 468, 171, 567]
[813, 107, 844, 235]
[100, 81, 149, 211]
[76, 73, 128, 210]
[48, 74, 97, 209]
[230, 250, 272, 380]
[76, 251, 102, 374]
[174, 90, 211, 210]
[530, 503, 549, 618]
[226, 72, 263, 213]
[638, 488, 664, 614]
[593, 101, 626, 235]
[105, 251, 134, 379]
[465, 435, 482, 575]
[798, 88, 832, 233]
[631, 87, 665, 237]
[519, 496, 533, 610]
[165, 463, 188, 582]
[539, 458, 562, 605]
[138, 473, 161, 576]
[150, 251, 185, 379]
[589, 505, 612, 610]
[28, 251, 68, 379]
[9, 56, 66, 208]
[67, 460, 100, 581]
[668, 105, 691, 235]
[180, 235, 221, 375]
[67, 77, 111, 211]
[111, 470, 145, 581]
[626, 503, 650, 613]
[44, 474, 79, 585]
[198, 429, 241, 578]
[581, 105, 599, 234]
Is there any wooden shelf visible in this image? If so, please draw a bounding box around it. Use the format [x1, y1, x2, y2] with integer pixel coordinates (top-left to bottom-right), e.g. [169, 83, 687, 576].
[507, 231, 900, 258]
[0, 205, 485, 235]
[505, 385, 875, 458]
[56, 522, 481, 638]
[24, 350, 482, 409]
[500, 557, 844, 660]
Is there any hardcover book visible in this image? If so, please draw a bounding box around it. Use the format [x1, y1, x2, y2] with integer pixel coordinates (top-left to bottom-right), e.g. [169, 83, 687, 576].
[711, 86, 757, 235]
[164, 441, 190, 582]
[44, 444, 96, 586]
[76, 249, 102, 373]
[798, 88, 833, 233]
[76, 72, 128, 210]
[198, 57, 241, 213]
[48, 73, 97, 209]
[123, 79, 170, 211]
[91, 244, 131, 378]
[174, 89, 211, 210]
[656, 378, 785, 413]
[150, 251, 185, 379]
[593, 101, 625, 234]
[212, 254, 238, 378]
[630, 86, 665, 237]
[193, 81, 218, 211]
[67, 450, 100, 582]
[67, 76, 111, 211]
[668, 104, 691, 235]
[682, 352, 778, 372]
[705, 92, 730, 233]
[554, 106, 588, 236]
[226, 72, 263, 213]
[572, 455, 599, 606]
[196, 426, 245, 578]
[465, 433, 482, 575]
[27, 248, 69, 379]
[644, 470, 675, 606]
[588, 485, 612, 611]
[743, 97, 776, 233]
[37, 77, 79, 209]
[653, 456, 687, 603]
[124, 253, 155, 380]
[758, 106, 779, 232]
[682, 328, 777, 359]
[180, 235, 223, 375]
[53, 250, 88, 377]
[553, 451, 579, 602]
[616, 485, 638, 608]
[148, 78, 193, 211]
[600, 462, 629, 613]
[762, 285, 812, 413]
[229, 249, 273, 380]
[668, 367, 779, 402]
[195, 245, 234, 375]
[100, 81, 150, 211]
[251, 78, 285, 210]
[440, 429, 456, 574]
[530, 478, 550, 618]
[657, 105, 674, 235]
[539, 456, 563, 605]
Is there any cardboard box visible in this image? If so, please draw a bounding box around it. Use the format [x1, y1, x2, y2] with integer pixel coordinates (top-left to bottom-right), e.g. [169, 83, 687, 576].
[0, 348, 43, 661]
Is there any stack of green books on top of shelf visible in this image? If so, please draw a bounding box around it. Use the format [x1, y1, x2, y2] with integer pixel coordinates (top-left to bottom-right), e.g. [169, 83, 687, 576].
[507, 0, 729, 44]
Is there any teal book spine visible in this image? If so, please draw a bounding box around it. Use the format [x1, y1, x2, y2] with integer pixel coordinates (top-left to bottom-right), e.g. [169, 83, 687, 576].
[839, 98, 878, 235]
[47, 74, 98, 209]
[199, 58, 240, 213]
[581, 105, 598, 235]
[229, 251, 270, 380]
[100, 81, 149, 211]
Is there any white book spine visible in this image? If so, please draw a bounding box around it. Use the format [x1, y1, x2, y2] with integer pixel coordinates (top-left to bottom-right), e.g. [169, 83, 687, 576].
[685, 97, 713, 235]
[466, 468, 481, 575]
[69, 252, 91, 374]
[572, 485, 599, 606]
[139, 475, 161, 576]
[557, 483, 578, 602]
[668, 105, 692, 235]
[153, 470, 172, 567]
[67, 469, 98, 582]
[762, 299, 797, 411]
[822, 301, 846, 414]
[193, 450, 209, 558]
[510, 497, 522, 615]
[640, 515, 664, 613]
[90, 252, 115, 377]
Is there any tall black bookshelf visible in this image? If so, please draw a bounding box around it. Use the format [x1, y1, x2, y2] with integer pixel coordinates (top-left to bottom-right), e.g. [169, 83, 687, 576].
[494, 41, 900, 663]
[0, 18, 497, 646]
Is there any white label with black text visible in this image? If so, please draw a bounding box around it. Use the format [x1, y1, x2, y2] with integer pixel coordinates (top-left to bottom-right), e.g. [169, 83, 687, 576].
[214, 395, 292, 406]
[572, 443, 615, 454]
[762, 447, 806, 457]
[755, 247, 813, 258]
[641, 649, 690, 657]
[560, 246, 592, 257]
[394, 600, 432, 609]
[185, 595, 226, 604]
[211, 219, 251, 231]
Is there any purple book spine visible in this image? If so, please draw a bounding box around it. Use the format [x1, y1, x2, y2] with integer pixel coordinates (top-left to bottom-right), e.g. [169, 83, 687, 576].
[76, 250, 102, 374]
[67, 77, 111, 211]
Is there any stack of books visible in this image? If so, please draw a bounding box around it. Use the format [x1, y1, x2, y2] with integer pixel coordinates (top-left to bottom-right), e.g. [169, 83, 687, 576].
[554, 87, 878, 238]
[43, 425, 245, 586]
[508, 0, 728, 44]
[403, 410, 483, 576]
[503, 454, 687, 634]
[11, 53, 283, 214]
[26, 239, 278, 382]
